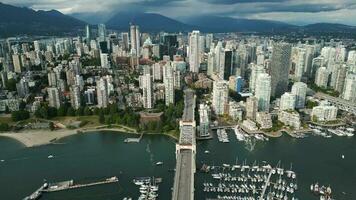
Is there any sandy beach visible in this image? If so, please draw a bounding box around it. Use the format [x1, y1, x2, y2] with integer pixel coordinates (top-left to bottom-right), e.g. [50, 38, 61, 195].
[0, 129, 78, 147]
[0, 124, 138, 148]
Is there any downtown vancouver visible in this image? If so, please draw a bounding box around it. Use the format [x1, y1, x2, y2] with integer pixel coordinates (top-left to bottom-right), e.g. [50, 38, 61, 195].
[0, 0, 355, 200]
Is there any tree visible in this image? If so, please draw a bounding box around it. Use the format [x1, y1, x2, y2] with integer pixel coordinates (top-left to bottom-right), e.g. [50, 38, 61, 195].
[67, 107, 75, 116]
[0, 123, 10, 131]
[6, 79, 17, 91]
[11, 110, 30, 122]
[99, 111, 105, 124]
[83, 106, 92, 116]
[57, 105, 68, 116]
[76, 107, 84, 116]
[49, 122, 55, 131]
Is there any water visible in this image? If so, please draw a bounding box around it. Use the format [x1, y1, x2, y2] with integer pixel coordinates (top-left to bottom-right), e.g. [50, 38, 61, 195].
[0, 131, 355, 200]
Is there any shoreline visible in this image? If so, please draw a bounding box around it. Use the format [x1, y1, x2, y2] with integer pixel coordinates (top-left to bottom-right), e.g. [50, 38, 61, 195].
[0, 126, 178, 147]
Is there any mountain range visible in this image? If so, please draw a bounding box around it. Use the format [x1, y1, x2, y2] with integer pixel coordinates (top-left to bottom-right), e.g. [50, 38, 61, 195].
[0, 2, 356, 37]
[0, 2, 84, 37]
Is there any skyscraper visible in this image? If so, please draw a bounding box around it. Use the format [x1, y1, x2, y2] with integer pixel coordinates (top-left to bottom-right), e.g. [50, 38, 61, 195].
[249, 64, 265, 93]
[100, 53, 109, 68]
[270, 43, 292, 98]
[315, 67, 329, 87]
[47, 87, 61, 108]
[85, 25, 91, 44]
[96, 77, 108, 108]
[70, 85, 81, 110]
[98, 24, 107, 42]
[212, 80, 229, 115]
[164, 63, 175, 106]
[342, 73, 356, 103]
[130, 24, 140, 55]
[255, 73, 271, 112]
[280, 92, 296, 110]
[142, 74, 153, 109]
[246, 96, 258, 120]
[189, 30, 201, 73]
[291, 82, 307, 109]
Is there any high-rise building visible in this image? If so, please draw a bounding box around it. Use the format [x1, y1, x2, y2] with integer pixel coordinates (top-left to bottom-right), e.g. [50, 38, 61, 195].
[85, 25, 91, 44]
[246, 96, 258, 120]
[212, 80, 229, 115]
[315, 67, 329, 87]
[96, 77, 108, 108]
[333, 64, 347, 92]
[223, 50, 233, 80]
[70, 85, 81, 109]
[280, 92, 296, 110]
[100, 53, 109, 68]
[84, 88, 96, 105]
[294, 48, 306, 81]
[12, 54, 22, 73]
[198, 104, 210, 138]
[189, 30, 201, 73]
[98, 24, 107, 41]
[205, 34, 213, 50]
[255, 73, 271, 112]
[291, 82, 307, 109]
[311, 102, 338, 122]
[270, 43, 292, 98]
[130, 24, 140, 55]
[142, 74, 153, 109]
[47, 87, 61, 108]
[342, 73, 356, 103]
[164, 63, 175, 106]
[122, 32, 130, 50]
[249, 64, 265, 93]
[16, 77, 29, 98]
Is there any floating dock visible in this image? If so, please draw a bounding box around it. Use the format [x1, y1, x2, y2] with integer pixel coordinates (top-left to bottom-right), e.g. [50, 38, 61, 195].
[23, 176, 118, 199]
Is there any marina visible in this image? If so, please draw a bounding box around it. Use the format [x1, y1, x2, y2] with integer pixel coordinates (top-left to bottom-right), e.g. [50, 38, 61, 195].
[200, 160, 298, 199]
[216, 129, 230, 143]
[133, 177, 162, 200]
[309, 125, 355, 138]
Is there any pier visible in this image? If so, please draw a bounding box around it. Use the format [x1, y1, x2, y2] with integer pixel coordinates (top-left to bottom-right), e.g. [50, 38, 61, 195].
[23, 176, 118, 199]
[124, 133, 144, 143]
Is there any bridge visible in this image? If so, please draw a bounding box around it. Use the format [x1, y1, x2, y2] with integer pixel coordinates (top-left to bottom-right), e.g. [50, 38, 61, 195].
[314, 92, 356, 115]
[172, 89, 196, 200]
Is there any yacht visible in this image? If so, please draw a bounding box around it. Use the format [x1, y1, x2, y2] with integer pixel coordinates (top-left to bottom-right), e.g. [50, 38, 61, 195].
[156, 162, 163, 166]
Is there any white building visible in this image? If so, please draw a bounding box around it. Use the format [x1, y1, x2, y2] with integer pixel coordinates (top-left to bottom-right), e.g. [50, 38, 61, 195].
[342, 73, 356, 103]
[278, 110, 301, 130]
[189, 30, 201, 73]
[256, 112, 272, 129]
[315, 67, 329, 87]
[100, 53, 109, 68]
[311, 101, 338, 122]
[228, 101, 243, 121]
[96, 77, 109, 108]
[280, 92, 296, 111]
[142, 74, 153, 109]
[212, 80, 229, 115]
[70, 85, 81, 109]
[198, 104, 210, 137]
[249, 64, 265, 93]
[164, 63, 175, 106]
[47, 87, 61, 108]
[255, 73, 271, 112]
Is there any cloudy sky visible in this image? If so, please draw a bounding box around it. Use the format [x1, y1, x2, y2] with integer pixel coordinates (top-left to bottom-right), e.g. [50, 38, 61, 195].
[4, 0, 356, 25]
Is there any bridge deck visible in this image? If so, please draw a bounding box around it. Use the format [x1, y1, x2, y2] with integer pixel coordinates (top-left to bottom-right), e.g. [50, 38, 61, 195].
[172, 149, 193, 200]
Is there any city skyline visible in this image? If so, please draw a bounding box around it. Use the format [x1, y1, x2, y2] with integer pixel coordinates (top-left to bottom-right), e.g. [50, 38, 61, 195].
[2, 0, 356, 26]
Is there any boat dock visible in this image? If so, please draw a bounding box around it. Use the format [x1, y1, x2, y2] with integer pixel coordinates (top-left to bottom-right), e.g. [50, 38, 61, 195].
[23, 176, 118, 199]
[124, 133, 143, 143]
